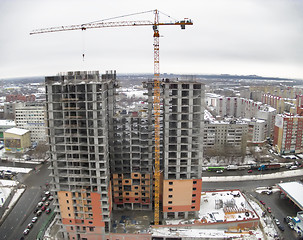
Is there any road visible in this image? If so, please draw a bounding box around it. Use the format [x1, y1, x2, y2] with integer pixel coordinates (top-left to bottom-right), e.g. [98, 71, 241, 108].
[203, 176, 302, 240]
[0, 161, 52, 240]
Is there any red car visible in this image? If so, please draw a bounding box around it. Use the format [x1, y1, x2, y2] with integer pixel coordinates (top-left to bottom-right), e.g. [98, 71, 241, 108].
[248, 170, 253, 173]
[267, 207, 272, 213]
[260, 201, 265, 205]
[41, 206, 46, 211]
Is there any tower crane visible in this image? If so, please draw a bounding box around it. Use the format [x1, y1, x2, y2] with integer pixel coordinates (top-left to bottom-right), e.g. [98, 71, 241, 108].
[30, 9, 193, 225]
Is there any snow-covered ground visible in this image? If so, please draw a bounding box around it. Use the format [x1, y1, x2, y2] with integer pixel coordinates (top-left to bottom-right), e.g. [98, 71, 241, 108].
[0, 179, 18, 186]
[0, 180, 18, 207]
[0, 166, 32, 173]
[0, 187, 11, 207]
[153, 190, 269, 239]
[0, 188, 25, 221]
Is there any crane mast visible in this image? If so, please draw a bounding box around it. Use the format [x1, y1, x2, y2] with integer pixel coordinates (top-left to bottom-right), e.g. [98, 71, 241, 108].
[30, 9, 192, 226]
[153, 9, 161, 225]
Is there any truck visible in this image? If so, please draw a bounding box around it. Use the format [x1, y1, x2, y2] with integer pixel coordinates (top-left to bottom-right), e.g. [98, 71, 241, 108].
[226, 165, 238, 171]
[258, 164, 281, 171]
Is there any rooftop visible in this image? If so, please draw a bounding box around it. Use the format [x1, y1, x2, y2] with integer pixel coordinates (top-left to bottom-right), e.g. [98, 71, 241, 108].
[5, 127, 29, 136]
[277, 181, 303, 210]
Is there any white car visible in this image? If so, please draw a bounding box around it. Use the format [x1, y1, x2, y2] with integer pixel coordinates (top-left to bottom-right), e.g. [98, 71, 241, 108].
[32, 216, 38, 223]
[275, 219, 280, 225]
[23, 229, 30, 235]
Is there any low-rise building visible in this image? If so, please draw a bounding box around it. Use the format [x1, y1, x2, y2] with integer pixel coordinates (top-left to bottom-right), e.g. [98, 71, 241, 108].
[4, 127, 31, 152]
[0, 120, 16, 142]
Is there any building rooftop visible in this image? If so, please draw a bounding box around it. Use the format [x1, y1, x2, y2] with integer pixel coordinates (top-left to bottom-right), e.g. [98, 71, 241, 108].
[277, 181, 303, 210]
[0, 120, 15, 127]
[5, 127, 29, 136]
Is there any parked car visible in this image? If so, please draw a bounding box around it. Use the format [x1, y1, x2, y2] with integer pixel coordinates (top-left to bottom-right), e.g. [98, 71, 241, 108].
[41, 206, 46, 211]
[27, 223, 33, 229]
[260, 200, 265, 205]
[45, 201, 50, 206]
[37, 202, 43, 207]
[267, 207, 272, 213]
[45, 191, 50, 197]
[275, 219, 280, 225]
[42, 197, 47, 202]
[247, 170, 253, 173]
[32, 217, 38, 223]
[36, 210, 42, 216]
[48, 196, 54, 201]
[46, 208, 52, 214]
[288, 222, 294, 229]
[23, 229, 30, 235]
[278, 224, 285, 231]
[33, 208, 39, 213]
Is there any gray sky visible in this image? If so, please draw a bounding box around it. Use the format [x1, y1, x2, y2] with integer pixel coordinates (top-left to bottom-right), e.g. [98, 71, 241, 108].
[0, 0, 303, 79]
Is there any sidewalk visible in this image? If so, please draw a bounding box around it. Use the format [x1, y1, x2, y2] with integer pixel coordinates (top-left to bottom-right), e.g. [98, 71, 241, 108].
[202, 169, 303, 182]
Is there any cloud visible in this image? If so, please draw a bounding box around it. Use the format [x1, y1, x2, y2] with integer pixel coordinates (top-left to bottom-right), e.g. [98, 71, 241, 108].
[0, 0, 302, 79]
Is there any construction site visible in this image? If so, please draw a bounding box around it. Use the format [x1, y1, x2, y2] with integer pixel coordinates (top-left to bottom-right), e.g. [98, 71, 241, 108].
[46, 70, 206, 239]
[35, 9, 263, 240]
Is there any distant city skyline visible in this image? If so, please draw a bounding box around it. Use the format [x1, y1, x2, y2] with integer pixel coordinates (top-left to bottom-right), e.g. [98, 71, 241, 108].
[0, 0, 303, 80]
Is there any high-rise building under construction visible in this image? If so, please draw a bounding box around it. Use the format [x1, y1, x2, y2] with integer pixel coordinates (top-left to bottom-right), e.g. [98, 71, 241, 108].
[46, 71, 205, 239]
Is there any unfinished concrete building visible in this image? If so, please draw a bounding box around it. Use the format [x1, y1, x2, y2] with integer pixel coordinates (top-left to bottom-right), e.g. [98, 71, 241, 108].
[111, 110, 154, 210]
[46, 71, 206, 239]
[46, 71, 117, 239]
[145, 79, 205, 220]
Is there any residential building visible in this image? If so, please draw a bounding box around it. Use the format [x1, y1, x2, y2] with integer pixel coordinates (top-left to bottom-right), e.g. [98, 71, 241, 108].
[111, 110, 153, 211]
[242, 118, 267, 144]
[203, 119, 248, 155]
[159, 80, 204, 220]
[46, 71, 117, 239]
[274, 114, 303, 155]
[46, 72, 206, 239]
[15, 102, 46, 143]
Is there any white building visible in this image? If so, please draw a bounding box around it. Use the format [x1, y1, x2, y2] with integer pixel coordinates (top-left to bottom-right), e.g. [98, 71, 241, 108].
[204, 117, 248, 155]
[206, 94, 276, 138]
[243, 118, 267, 144]
[256, 105, 276, 138]
[15, 102, 46, 143]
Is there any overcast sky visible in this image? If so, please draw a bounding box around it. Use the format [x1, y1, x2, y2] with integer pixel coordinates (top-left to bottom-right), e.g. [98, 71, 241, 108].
[0, 0, 302, 79]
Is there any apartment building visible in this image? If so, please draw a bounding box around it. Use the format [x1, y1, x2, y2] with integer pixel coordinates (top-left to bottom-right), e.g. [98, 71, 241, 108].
[205, 94, 276, 138]
[46, 71, 117, 239]
[242, 118, 267, 144]
[111, 110, 153, 211]
[274, 114, 303, 155]
[15, 102, 46, 143]
[203, 119, 248, 155]
[46, 72, 206, 238]
[157, 80, 204, 220]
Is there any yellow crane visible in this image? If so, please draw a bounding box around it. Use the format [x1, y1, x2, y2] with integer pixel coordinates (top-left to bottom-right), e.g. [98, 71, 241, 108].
[31, 9, 193, 225]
